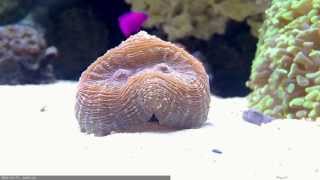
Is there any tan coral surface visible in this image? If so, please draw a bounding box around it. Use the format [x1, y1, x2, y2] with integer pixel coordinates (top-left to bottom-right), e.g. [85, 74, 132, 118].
[75, 31, 210, 136]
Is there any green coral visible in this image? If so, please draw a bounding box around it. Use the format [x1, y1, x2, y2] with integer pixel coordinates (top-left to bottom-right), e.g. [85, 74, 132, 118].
[126, 0, 270, 40]
[0, 0, 33, 25]
[247, 0, 320, 119]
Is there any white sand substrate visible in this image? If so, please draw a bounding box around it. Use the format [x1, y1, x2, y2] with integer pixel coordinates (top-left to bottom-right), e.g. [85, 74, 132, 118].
[0, 81, 320, 180]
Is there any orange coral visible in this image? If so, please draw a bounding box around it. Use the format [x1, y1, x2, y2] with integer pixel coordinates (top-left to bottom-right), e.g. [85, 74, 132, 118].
[75, 31, 210, 136]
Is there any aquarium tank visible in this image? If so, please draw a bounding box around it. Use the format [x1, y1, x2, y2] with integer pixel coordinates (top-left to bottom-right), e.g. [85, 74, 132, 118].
[1, 0, 320, 180]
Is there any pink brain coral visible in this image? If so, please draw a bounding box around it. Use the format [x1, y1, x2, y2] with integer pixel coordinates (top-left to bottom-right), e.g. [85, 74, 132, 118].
[75, 31, 210, 136]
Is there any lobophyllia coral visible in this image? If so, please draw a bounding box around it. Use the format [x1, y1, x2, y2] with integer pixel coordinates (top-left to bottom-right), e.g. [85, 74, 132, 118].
[75, 31, 210, 136]
[126, 0, 271, 40]
[0, 24, 58, 84]
[246, 0, 320, 119]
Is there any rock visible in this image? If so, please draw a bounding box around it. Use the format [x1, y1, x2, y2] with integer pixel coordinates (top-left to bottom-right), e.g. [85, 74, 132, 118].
[242, 109, 274, 126]
[0, 24, 57, 84]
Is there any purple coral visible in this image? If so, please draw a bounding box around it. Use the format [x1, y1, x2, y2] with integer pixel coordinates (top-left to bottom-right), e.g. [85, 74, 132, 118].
[118, 11, 148, 37]
[0, 24, 58, 84]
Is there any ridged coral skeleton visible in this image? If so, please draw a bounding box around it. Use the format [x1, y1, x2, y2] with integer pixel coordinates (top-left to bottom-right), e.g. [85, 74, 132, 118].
[75, 31, 210, 136]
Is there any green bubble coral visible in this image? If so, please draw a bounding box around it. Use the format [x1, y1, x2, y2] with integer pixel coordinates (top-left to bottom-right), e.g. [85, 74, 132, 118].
[126, 0, 270, 40]
[247, 0, 320, 119]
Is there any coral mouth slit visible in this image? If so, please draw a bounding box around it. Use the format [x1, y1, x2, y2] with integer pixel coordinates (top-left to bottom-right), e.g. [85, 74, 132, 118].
[148, 114, 159, 123]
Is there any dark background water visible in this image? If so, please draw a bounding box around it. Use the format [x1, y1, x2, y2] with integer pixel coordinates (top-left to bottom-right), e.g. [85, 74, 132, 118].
[0, 0, 260, 97]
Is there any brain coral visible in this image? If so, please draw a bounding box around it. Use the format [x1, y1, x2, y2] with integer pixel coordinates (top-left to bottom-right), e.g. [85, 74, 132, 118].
[126, 0, 270, 40]
[246, 0, 320, 119]
[0, 24, 57, 84]
[75, 31, 210, 136]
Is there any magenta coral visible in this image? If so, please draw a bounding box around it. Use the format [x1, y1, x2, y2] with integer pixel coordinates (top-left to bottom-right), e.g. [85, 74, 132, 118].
[118, 11, 148, 37]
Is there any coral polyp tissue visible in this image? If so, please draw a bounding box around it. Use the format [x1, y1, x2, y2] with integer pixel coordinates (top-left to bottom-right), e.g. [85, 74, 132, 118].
[126, 0, 270, 40]
[247, 0, 320, 119]
[75, 31, 210, 136]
